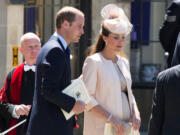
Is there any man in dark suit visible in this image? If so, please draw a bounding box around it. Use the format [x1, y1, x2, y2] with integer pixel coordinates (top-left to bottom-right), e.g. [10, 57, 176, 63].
[159, 0, 180, 68]
[0, 32, 41, 135]
[26, 6, 85, 135]
[171, 32, 180, 66]
[148, 34, 180, 134]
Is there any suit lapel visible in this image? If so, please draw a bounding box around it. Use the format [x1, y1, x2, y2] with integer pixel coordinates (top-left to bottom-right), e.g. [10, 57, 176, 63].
[51, 35, 71, 75]
[57, 37, 66, 52]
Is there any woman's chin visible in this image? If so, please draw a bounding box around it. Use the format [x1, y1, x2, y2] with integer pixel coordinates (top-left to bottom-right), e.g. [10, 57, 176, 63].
[115, 48, 122, 52]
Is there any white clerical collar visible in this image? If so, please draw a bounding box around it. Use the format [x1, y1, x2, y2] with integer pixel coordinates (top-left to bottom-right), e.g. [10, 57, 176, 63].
[53, 32, 68, 49]
[24, 62, 35, 72]
[24, 65, 35, 72]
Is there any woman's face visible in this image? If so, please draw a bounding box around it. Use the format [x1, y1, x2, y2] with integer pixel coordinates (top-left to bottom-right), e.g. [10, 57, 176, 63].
[104, 33, 126, 52]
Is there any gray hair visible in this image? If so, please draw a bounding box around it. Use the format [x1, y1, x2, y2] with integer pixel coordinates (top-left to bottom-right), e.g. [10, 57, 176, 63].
[20, 32, 40, 46]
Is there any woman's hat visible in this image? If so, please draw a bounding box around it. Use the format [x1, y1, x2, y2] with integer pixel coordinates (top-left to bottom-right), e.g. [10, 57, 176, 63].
[101, 4, 132, 35]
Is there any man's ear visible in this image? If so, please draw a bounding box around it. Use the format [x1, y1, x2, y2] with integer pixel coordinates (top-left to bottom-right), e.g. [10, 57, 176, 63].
[19, 46, 23, 54]
[62, 20, 70, 28]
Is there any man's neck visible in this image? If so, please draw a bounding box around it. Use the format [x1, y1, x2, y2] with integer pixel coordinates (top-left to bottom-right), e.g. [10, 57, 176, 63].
[56, 30, 70, 45]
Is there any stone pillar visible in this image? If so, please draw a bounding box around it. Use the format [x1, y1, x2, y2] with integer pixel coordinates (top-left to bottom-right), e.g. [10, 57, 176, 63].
[6, 5, 24, 72]
[0, 0, 8, 87]
[0, 0, 24, 88]
[43, 0, 54, 42]
[142, 2, 165, 65]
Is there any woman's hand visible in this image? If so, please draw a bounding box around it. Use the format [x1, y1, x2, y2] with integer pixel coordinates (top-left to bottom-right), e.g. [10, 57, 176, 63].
[130, 104, 141, 130]
[109, 115, 125, 135]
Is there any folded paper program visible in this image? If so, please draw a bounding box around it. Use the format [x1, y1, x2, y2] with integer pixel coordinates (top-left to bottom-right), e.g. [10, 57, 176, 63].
[61, 78, 91, 120]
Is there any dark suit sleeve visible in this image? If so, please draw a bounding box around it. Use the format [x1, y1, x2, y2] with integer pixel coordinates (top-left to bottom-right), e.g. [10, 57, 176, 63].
[171, 32, 180, 66]
[40, 47, 75, 113]
[159, 2, 180, 52]
[148, 73, 165, 135]
[0, 70, 16, 120]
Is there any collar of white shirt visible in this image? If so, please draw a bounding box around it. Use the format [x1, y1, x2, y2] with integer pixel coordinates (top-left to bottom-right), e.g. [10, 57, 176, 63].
[53, 32, 68, 50]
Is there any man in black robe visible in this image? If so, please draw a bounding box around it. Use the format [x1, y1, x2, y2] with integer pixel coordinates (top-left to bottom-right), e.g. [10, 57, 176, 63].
[0, 32, 41, 135]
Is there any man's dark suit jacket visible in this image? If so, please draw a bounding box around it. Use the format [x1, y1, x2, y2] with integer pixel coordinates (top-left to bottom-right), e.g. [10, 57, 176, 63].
[26, 35, 76, 135]
[148, 65, 180, 135]
[171, 32, 180, 66]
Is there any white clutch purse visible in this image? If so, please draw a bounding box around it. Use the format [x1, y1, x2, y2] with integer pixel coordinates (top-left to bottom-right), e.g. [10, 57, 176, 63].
[104, 123, 116, 135]
[104, 122, 140, 135]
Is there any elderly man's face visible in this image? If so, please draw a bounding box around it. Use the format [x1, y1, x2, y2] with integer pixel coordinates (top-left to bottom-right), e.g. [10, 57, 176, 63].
[20, 37, 41, 65]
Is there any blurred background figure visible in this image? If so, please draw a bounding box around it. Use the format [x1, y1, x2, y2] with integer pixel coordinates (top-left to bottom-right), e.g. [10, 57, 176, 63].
[171, 32, 180, 66]
[0, 32, 41, 135]
[159, 0, 180, 68]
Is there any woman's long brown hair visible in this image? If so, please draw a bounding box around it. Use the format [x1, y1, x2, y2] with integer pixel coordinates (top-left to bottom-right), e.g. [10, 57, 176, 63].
[90, 24, 126, 58]
[90, 25, 110, 55]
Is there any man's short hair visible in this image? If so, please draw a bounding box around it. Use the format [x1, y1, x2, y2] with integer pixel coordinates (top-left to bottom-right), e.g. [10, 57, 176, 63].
[56, 6, 84, 29]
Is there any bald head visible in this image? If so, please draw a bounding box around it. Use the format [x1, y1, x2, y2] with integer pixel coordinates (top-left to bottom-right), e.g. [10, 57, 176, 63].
[19, 32, 41, 65]
[20, 32, 41, 47]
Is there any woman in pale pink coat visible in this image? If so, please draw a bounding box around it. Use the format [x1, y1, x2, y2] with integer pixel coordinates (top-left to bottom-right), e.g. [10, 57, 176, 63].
[82, 4, 141, 135]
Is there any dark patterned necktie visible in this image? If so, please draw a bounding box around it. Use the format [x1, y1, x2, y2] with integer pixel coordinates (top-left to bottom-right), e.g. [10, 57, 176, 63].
[65, 47, 71, 64]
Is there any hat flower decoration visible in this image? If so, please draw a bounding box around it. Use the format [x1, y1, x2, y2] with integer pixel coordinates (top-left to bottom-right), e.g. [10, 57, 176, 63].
[101, 4, 132, 36]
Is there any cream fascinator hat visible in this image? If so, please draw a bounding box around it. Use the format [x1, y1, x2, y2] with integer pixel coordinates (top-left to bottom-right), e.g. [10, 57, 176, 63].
[101, 4, 132, 36]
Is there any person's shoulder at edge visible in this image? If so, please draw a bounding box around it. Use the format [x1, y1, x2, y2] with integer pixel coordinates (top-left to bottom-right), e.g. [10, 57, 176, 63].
[170, 1, 180, 11]
[42, 36, 61, 49]
[157, 65, 180, 82]
[39, 36, 64, 56]
[173, 0, 180, 5]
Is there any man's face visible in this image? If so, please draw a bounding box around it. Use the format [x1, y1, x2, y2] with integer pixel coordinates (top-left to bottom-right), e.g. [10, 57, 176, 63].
[20, 37, 41, 65]
[68, 15, 84, 43]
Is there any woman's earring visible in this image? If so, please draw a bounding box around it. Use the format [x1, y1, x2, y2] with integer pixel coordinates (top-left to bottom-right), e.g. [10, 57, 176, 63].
[105, 41, 107, 46]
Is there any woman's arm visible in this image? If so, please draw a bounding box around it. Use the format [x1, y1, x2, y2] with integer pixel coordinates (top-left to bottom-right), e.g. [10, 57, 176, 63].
[131, 103, 141, 130]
